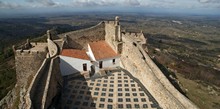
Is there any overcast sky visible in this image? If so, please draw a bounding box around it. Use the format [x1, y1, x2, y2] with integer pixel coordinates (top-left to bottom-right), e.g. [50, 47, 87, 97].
[0, 0, 220, 15]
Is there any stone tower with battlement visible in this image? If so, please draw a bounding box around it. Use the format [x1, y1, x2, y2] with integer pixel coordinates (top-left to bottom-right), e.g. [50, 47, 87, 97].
[14, 41, 48, 86]
[14, 29, 61, 86]
[105, 16, 123, 54]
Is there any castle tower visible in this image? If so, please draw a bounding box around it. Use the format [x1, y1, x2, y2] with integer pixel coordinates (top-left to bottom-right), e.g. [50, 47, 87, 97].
[114, 16, 122, 42]
[47, 30, 51, 40]
[115, 16, 120, 25]
[115, 16, 123, 54]
[105, 16, 123, 54]
[14, 43, 48, 86]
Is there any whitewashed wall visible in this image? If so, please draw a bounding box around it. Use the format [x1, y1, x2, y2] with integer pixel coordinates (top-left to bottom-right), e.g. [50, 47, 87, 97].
[101, 57, 120, 68]
[59, 55, 92, 76]
[93, 57, 120, 73]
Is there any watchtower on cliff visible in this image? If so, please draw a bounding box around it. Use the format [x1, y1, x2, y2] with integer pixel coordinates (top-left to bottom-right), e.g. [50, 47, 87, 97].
[105, 16, 123, 54]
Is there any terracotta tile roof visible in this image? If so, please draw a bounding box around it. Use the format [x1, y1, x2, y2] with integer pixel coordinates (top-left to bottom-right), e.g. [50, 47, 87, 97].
[61, 49, 90, 60]
[89, 41, 120, 60]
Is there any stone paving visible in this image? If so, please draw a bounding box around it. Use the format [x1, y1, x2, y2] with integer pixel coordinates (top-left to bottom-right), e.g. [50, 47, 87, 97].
[61, 70, 161, 109]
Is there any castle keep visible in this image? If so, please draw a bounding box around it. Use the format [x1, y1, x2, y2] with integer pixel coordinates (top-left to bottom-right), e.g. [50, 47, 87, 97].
[0, 17, 198, 109]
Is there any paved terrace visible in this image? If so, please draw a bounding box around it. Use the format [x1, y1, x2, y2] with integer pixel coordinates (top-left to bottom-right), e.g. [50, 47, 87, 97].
[60, 68, 161, 109]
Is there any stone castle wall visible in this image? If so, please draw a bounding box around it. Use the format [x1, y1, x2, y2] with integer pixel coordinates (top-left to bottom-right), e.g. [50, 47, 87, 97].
[24, 57, 62, 109]
[58, 22, 105, 49]
[15, 50, 47, 86]
[102, 18, 197, 108]
[105, 20, 123, 54]
[120, 34, 198, 109]
[42, 57, 62, 109]
[105, 21, 117, 52]
[24, 58, 50, 109]
[122, 32, 146, 44]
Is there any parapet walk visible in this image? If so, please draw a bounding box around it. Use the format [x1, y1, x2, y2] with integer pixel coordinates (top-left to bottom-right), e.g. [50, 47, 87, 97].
[24, 56, 62, 109]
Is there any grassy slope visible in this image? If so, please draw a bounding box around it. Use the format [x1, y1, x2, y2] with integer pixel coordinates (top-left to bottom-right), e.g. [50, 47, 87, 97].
[0, 56, 16, 100]
[137, 16, 220, 108]
[176, 73, 220, 109]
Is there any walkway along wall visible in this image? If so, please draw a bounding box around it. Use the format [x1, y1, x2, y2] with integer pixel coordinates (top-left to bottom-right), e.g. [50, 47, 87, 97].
[58, 22, 105, 49]
[24, 57, 62, 109]
[24, 58, 50, 109]
[120, 35, 198, 109]
[42, 57, 63, 109]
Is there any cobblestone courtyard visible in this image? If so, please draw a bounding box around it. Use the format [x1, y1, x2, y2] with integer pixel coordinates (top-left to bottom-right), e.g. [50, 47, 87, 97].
[61, 69, 161, 109]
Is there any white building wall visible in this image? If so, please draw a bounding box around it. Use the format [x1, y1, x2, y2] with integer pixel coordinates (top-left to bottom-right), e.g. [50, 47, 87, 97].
[59, 55, 92, 76]
[93, 57, 120, 73]
[101, 57, 120, 68]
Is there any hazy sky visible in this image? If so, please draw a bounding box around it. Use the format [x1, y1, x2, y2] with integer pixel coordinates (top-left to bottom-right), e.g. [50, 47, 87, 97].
[0, 0, 220, 15]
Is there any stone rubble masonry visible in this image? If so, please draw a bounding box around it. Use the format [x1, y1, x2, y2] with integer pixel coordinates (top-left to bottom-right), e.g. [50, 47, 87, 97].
[105, 20, 123, 54]
[15, 49, 47, 86]
[0, 85, 18, 109]
[105, 21, 117, 52]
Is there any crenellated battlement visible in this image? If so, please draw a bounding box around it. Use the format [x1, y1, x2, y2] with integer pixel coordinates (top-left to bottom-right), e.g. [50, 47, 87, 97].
[122, 31, 142, 37]
[104, 21, 116, 25]
[15, 49, 46, 56]
[58, 22, 105, 39]
[121, 30, 146, 44]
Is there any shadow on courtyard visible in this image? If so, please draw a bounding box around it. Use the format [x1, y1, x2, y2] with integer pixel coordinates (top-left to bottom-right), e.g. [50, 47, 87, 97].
[57, 67, 162, 109]
[59, 74, 96, 109]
